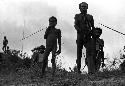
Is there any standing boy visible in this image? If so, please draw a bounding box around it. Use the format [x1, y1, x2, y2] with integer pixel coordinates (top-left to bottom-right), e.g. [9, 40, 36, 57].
[41, 16, 61, 77]
[86, 27, 104, 74]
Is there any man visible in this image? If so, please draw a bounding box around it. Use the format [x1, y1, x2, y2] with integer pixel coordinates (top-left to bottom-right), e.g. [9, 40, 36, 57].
[74, 2, 94, 73]
[2, 36, 8, 53]
[41, 16, 61, 77]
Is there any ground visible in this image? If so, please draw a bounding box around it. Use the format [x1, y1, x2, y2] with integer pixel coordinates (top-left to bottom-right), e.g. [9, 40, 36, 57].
[0, 53, 125, 86]
[0, 67, 125, 86]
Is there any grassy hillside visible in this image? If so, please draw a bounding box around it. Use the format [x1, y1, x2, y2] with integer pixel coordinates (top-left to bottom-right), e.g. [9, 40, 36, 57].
[0, 53, 125, 86]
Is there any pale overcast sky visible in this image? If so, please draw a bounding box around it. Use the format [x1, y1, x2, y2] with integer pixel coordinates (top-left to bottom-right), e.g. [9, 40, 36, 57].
[0, 0, 125, 71]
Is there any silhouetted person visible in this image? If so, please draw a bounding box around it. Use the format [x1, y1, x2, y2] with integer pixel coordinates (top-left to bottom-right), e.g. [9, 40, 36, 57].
[2, 36, 8, 53]
[6, 46, 11, 55]
[41, 16, 61, 77]
[74, 2, 95, 73]
[85, 28, 104, 74]
[31, 45, 45, 64]
[94, 28, 104, 71]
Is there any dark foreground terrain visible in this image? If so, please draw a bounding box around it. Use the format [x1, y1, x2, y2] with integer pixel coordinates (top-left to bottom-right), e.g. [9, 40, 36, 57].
[0, 66, 125, 86]
[0, 53, 125, 86]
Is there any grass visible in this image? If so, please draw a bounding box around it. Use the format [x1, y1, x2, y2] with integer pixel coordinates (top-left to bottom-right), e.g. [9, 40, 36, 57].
[0, 64, 124, 86]
[0, 53, 125, 86]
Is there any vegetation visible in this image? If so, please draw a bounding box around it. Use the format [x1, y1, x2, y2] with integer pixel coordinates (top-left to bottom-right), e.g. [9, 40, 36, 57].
[0, 50, 125, 86]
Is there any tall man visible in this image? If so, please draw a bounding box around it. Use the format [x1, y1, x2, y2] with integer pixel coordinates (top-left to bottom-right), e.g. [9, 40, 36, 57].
[74, 2, 95, 73]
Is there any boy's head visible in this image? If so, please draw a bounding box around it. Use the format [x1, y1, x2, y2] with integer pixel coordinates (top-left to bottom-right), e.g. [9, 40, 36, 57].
[79, 2, 88, 14]
[4, 36, 6, 39]
[7, 46, 9, 50]
[49, 16, 57, 27]
[92, 27, 102, 38]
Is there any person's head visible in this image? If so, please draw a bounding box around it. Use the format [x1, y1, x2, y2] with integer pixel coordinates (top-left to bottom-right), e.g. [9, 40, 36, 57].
[92, 27, 102, 38]
[49, 16, 57, 27]
[7, 46, 9, 50]
[4, 36, 6, 39]
[40, 45, 45, 50]
[79, 2, 88, 14]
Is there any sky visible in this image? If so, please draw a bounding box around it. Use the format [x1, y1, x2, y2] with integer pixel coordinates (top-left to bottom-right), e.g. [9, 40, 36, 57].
[0, 0, 125, 71]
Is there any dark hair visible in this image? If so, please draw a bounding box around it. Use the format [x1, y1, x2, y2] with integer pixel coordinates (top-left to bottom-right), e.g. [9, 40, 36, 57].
[49, 16, 57, 22]
[4, 36, 6, 39]
[79, 2, 88, 9]
[92, 27, 102, 37]
[95, 27, 102, 34]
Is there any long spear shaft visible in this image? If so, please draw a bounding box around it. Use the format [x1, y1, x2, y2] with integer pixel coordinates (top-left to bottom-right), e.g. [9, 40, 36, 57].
[99, 23, 125, 35]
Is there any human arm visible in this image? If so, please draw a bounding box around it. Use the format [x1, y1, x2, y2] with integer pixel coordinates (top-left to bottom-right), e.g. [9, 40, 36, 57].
[44, 27, 50, 39]
[100, 39, 105, 67]
[86, 14, 95, 32]
[74, 14, 81, 33]
[90, 15, 95, 30]
[57, 29, 61, 54]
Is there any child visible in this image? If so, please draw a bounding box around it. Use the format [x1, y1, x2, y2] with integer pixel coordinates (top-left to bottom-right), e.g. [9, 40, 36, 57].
[94, 28, 104, 71]
[85, 27, 104, 74]
[41, 16, 61, 77]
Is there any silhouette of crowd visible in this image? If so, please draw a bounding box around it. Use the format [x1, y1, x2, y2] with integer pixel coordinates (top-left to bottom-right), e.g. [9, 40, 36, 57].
[1, 2, 106, 77]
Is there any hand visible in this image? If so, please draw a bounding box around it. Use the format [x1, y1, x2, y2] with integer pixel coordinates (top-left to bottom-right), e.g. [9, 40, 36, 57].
[101, 63, 105, 68]
[55, 50, 61, 56]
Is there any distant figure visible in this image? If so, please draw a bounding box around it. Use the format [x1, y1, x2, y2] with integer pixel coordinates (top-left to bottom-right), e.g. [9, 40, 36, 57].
[41, 16, 61, 77]
[2, 36, 8, 53]
[31, 45, 45, 64]
[74, 2, 95, 73]
[85, 27, 104, 74]
[6, 46, 11, 55]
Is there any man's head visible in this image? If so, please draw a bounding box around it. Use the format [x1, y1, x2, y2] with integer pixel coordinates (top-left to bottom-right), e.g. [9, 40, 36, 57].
[92, 27, 102, 38]
[79, 2, 88, 14]
[49, 16, 57, 27]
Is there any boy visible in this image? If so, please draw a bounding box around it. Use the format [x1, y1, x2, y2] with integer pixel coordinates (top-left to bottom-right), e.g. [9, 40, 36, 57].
[86, 27, 104, 74]
[94, 28, 104, 71]
[41, 16, 61, 77]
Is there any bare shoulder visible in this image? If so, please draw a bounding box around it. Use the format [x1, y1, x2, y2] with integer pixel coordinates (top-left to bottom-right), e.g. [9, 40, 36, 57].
[55, 28, 61, 35]
[100, 39, 104, 42]
[56, 28, 61, 32]
[87, 14, 93, 17]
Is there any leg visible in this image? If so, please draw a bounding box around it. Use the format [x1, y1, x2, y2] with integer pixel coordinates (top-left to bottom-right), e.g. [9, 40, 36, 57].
[76, 39, 83, 73]
[95, 51, 102, 72]
[41, 46, 52, 76]
[87, 52, 96, 74]
[51, 45, 57, 75]
[2, 46, 5, 52]
[5, 45, 7, 52]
